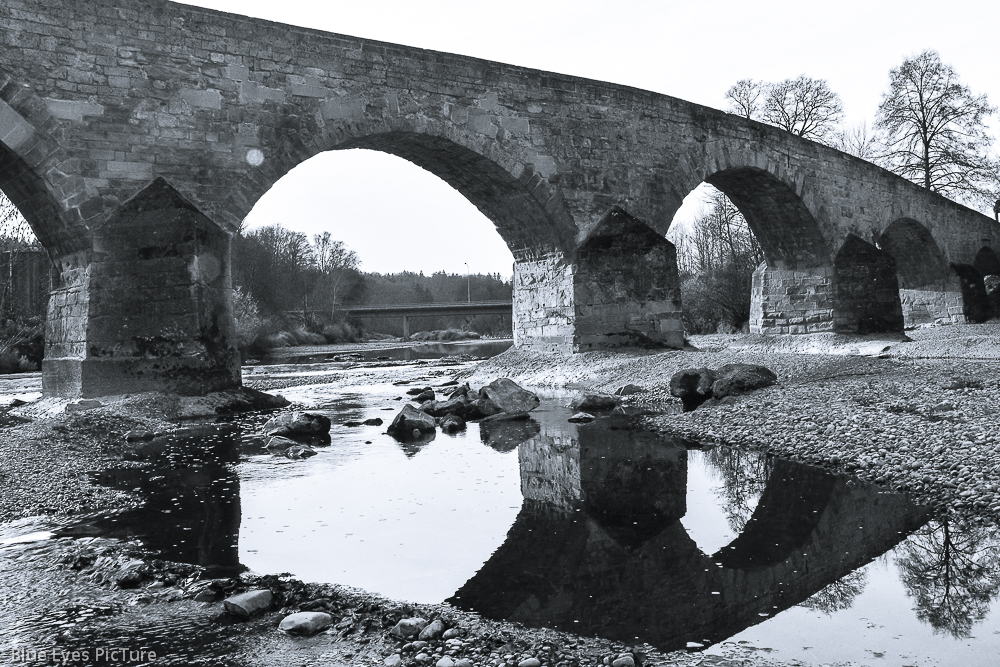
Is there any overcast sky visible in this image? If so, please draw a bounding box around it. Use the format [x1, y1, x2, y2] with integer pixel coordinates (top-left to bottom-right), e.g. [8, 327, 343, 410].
[177, 0, 1000, 276]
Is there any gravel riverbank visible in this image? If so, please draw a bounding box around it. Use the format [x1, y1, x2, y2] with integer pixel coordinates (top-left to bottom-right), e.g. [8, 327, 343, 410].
[463, 326, 1000, 520]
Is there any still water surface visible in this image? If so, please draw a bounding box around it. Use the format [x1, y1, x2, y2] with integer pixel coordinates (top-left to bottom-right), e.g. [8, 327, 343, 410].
[10, 356, 1000, 666]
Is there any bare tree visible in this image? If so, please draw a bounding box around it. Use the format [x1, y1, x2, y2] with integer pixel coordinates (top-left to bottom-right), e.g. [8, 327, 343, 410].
[312, 231, 360, 315]
[876, 49, 999, 209]
[833, 120, 885, 164]
[725, 79, 764, 120]
[762, 75, 844, 141]
[727, 76, 844, 144]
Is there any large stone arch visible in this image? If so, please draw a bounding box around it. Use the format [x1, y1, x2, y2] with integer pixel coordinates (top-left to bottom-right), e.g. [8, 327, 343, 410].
[672, 165, 838, 335]
[877, 218, 966, 327]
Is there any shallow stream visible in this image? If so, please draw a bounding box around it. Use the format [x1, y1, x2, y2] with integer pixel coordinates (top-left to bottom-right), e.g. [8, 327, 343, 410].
[4, 351, 1000, 666]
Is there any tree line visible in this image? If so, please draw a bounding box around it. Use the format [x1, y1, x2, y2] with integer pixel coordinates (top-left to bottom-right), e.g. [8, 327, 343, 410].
[679, 49, 1000, 334]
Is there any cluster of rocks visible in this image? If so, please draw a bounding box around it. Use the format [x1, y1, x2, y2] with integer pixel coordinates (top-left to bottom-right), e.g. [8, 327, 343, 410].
[668, 363, 777, 411]
[387, 378, 540, 440]
[261, 411, 332, 459]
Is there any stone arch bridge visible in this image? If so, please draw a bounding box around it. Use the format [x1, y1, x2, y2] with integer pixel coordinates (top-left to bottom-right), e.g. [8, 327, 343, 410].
[1, 0, 998, 397]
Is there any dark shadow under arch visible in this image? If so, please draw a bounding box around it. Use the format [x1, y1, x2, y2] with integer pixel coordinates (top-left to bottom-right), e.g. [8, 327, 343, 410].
[973, 247, 1000, 277]
[706, 167, 831, 269]
[832, 234, 904, 333]
[877, 218, 950, 290]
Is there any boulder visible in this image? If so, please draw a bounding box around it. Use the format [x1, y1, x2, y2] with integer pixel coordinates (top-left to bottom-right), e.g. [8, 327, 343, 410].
[440, 414, 466, 433]
[278, 611, 333, 635]
[284, 445, 317, 459]
[390, 617, 429, 638]
[467, 397, 502, 420]
[712, 363, 777, 398]
[384, 655, 402, 667]
[441, 628, 464, 640]
[406, 387, 429, 396]
[414, 389, 435, 403]
[569, 393, 621, 410]
[363, 418, 384, 426]
[567, 412, 595, 423]
[265, 436, 298, 452]
[224, 589, 273, 618]
[447, 383, 470, 398]
[480, 379, 540, 413]
[387, 405, 437, 438]
[669, 367, 717, 411]
[418, 619, 446, 640]
[615, 384, 645, 396]
[420, 397, 468, 418]
[263, 412, 331, 438]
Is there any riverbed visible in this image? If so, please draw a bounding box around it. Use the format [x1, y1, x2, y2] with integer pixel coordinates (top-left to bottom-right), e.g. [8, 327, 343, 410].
[2, 335, 1000, 666]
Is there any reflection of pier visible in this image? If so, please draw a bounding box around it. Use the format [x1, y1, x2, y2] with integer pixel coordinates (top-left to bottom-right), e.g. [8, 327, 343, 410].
[343, 301, 512, 339]
[449, 418, 930, 651]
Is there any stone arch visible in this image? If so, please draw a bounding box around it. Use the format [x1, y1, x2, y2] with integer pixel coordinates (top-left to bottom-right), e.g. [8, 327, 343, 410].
[832, 234, 904, 333]
[878, 218, 965, 326]
[0, 67, 98, 261]
[974, 247, 1000, 319]
[705, 166, 831, 270]
[226, 118, 578, 261]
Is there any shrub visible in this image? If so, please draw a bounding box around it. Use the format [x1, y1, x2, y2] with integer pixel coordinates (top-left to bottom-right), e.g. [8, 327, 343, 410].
[410, 329, 482, 342]
[322, 321, 362, 344]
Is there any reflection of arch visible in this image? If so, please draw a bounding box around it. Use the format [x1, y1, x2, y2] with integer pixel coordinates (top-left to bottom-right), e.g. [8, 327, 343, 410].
[706, 167, 831, 269]
[832, 235, 904, 333]
[228, 122, 577, 259]
[451, 425, 929, 652]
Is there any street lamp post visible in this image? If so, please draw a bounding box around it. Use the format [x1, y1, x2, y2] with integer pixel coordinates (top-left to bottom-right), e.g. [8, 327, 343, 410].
[464, 262, 470, 303]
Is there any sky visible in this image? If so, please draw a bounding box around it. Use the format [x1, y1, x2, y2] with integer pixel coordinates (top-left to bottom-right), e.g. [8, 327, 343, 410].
[175, 0, 1000, 276]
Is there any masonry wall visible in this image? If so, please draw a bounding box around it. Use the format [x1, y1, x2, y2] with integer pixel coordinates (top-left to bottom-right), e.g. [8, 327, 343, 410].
[750, 264, 835, 334]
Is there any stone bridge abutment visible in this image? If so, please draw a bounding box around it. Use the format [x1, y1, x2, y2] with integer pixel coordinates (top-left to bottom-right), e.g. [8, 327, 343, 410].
[2, 0, 999, 397]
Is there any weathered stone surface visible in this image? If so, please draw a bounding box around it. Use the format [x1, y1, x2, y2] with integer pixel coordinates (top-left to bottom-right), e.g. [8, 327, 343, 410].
[223, 590, 273, 618]
[265, 436, 298, 452]
[263, 412, 331, 437]
[390, 617, 428, 639]
[439, 414, 466, 433]
[278, 611, 333, 635]
[670, 368, 717, 411]
[387, 405, 437, 438]
[480, 379, 540, 413]
[418, 619, 446, 640]
[712, 363, 777, 398]
[284, 445, 317, 459]
[569, 393, 621, 411]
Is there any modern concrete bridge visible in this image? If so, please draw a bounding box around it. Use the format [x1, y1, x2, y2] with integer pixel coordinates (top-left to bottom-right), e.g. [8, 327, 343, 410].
[1, 0, 998, 397]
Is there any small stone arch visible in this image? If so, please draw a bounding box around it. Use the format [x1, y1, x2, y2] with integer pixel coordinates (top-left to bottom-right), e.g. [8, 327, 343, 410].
[973, 247, 1000, 319]
[877, 218, 965, 326]
[832, 234, 904, 333]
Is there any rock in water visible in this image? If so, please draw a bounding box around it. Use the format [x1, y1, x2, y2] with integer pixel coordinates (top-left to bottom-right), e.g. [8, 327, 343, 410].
[414, 389, 435, 403]
[567, 412, 596, 423]
[418, 619, 446, 640]
[265, 436, 298, 452]
[284, 445, 317, 459]
[669, 367, 718, 411]
[387, 405, 437, 438]
[569, 393, 621, 410]
[712, 363, 777, 398]
[480, 378, 540, 413]
[263, 412, 331, 437]
[224, 589, 273, 618]
[278, 611, 333, 635]
[440, 414, 466, 433]
[390, 617, 429, 638]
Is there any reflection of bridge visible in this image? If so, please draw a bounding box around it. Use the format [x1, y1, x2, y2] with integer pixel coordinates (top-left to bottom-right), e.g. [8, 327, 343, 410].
[450, 416, 931, 652]
[343, 301, 512, 340]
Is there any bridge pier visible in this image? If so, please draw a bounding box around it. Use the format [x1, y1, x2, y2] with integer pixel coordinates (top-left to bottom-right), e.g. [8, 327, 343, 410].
[42, 179, 241, 398]
[749, 264, 837, 334]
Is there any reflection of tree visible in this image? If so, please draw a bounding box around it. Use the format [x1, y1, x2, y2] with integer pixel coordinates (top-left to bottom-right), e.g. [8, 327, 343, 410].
[799, 569, 868, 614]
[704, 447, 773, 533]
[895, 519, 1000, 638]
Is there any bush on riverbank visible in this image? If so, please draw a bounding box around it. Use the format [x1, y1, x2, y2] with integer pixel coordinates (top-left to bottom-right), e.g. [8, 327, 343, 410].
[0, 319, 43, 374]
